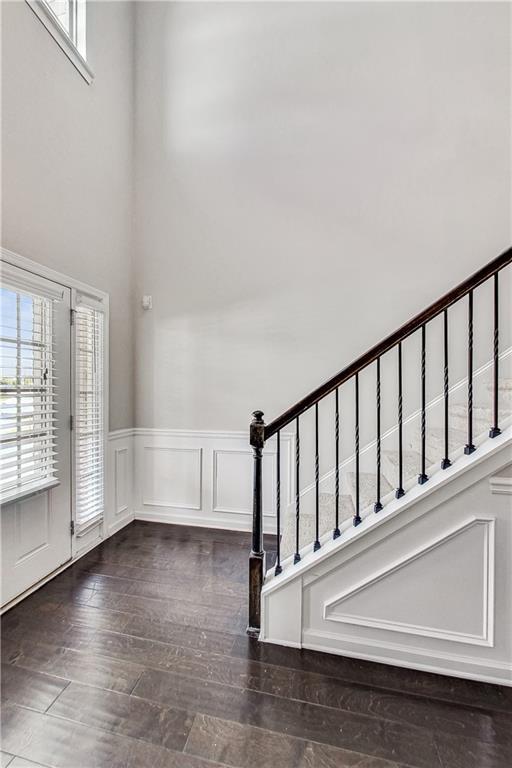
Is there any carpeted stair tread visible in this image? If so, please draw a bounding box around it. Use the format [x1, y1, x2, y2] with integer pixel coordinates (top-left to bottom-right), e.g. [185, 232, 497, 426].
[347, 471, 393, 514]
[280, 493, 354, 561]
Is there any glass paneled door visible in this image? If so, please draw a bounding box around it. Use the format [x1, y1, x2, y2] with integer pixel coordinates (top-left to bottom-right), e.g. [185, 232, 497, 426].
[1, 264, 72, 607]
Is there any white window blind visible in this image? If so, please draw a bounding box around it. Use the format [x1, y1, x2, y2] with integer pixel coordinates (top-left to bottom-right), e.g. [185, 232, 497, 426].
[75, 300, 105, 532]
[0, 285, 58, 503]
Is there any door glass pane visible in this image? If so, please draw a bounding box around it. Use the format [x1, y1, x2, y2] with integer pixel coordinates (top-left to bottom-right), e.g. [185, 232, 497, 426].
[0, 286, 57, 501]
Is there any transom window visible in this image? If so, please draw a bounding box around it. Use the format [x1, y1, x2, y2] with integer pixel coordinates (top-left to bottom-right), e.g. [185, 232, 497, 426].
[26, 1, 92, 83]
[44, 0, 86, 57]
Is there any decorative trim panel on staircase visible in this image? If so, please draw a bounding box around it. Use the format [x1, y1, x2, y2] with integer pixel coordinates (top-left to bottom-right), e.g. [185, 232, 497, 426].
[323, 516, 494, 646]
[261, 431, 512, 685]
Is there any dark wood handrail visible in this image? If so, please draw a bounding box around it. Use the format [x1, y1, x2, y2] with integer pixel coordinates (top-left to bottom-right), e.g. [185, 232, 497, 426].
[265, 246, 512, 440]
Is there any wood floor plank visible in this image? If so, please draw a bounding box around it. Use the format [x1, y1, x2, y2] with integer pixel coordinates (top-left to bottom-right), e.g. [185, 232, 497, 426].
[231, 635, 512, 714]
[133, 668, 442, 767]
[70, 625, 512, 747]
[2, 619, 93, 653]
[10, 611, 505, 750]
[299, 742, 408, 768]
[76, 628, 195, 672]
[0, 704, 221, 768]
[184, 713, 408, 768]
[1, 663, 69, 712]
[434, 730, 512, 768]
[4, 599, 132, 635]
[76, 559, 246, 597]
[47, 681, 194, 750]
[2, 520, 507, 768]
[184, 712, 306, 767]
[82, 546, 249, 581]
[4, 639, 143, 694]
[53, 566, 246, 610]
[124, 615, 239, 654]
[85, 590, 247, 634]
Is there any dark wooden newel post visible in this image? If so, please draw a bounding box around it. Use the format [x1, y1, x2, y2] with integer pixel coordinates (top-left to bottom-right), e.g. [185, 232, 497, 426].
[247, 409, 265, 637]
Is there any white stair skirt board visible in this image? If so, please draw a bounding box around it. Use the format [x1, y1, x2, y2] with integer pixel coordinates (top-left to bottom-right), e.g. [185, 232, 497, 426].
[260, 426, 512, 686]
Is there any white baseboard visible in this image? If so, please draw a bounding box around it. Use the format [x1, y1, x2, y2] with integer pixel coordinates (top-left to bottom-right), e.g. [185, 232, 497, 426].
[134, 509, 273, 534]
[302, 632, 512, 686]
[108, 512, 135, 536]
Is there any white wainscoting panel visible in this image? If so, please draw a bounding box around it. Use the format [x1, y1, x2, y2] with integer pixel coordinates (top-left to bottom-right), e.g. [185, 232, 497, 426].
[115, 447, 129, 516]
[133, 429, 292, 533]
[261, 433, 512, 685]
[106, 429, 135, 536]
[143, 446, 202, 509]
[323, 518, 494, 646]
[213, 449, 276, 517]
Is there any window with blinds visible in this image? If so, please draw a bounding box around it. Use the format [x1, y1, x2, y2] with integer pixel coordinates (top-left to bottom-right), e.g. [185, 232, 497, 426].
[0, 286, 57, 502]
[74, 301, 105, 532]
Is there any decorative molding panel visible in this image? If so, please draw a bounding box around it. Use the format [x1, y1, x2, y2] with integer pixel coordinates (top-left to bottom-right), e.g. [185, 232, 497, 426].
[106, 430, 134, 537]
[142, 446, 202, 510]
[212, 448, 276, 516]
[323, 517, 495, 646]
[489, 475, 512, 495]
[133, 428, 293, 533]
[115, 447, 129, 516]
[15, 493, 50, 564]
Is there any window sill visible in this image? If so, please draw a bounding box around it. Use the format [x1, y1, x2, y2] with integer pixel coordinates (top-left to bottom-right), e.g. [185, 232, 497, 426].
[1, 478, 60, 507]
[25, 1, 94, 85]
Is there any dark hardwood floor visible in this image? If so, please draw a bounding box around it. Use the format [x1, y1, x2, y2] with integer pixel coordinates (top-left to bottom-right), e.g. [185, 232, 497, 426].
[2, 521, 512, 768]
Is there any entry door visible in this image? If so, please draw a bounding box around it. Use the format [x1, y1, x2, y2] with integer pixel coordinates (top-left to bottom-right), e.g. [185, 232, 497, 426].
[1, 264, 72, 607]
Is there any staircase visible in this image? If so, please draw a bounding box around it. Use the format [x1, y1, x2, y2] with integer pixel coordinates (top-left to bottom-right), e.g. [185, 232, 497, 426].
[280, 379, 512, 559]
[247, 248, 512, 685]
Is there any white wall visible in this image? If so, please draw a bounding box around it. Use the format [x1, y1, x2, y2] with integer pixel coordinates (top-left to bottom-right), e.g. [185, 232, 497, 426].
[1, 0, 135, 430]
[133, 1, 511, 432]
[2, 1, 510, 436]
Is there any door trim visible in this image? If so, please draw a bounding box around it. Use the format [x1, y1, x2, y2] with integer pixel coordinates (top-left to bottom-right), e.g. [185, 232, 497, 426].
[1, 247, 110, 565]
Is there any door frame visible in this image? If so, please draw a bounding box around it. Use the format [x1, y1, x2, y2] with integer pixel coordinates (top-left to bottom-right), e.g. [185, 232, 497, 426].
[1, 247, 109, 591]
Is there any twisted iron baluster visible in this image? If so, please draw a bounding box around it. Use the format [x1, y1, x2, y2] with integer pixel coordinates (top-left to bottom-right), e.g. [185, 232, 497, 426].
[334, 387, 341, 538]
[374, 357, 383, 512]
[418, 324, 428, 483]
[294, 416, 301, 563]
[441, 309, 451, 469]
[465, 292, 476, 454]
[275, 430, 282, 575]
[490, 273, 501, 438]
[314, 403, 321, 551]
[396, 342, 405, 498]
[354, 373, 362, 526]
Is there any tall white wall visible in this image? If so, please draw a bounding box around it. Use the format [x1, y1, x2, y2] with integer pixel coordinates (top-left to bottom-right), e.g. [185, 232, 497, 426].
[1, 0, 135, 430]
[134, 1, 511, 432]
